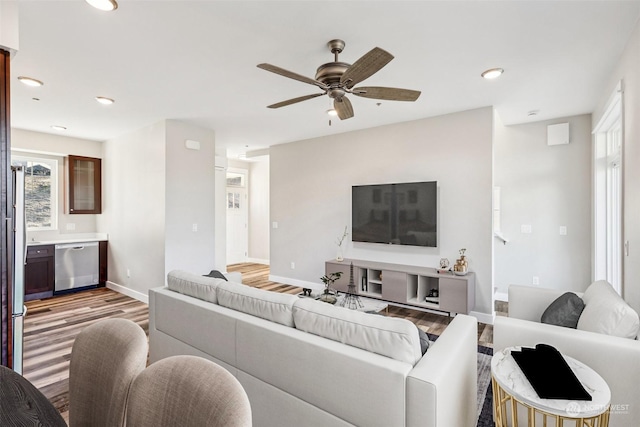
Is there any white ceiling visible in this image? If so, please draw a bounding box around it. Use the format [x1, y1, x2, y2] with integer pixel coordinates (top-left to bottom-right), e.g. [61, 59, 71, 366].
[10, 1, 640, 158]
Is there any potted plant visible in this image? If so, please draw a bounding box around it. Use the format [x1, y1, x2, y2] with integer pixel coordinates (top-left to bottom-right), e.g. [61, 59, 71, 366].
[319, 271, 342, 304]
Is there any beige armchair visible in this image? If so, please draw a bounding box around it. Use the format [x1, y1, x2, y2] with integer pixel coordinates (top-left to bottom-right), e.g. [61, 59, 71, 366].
[126, 355, 252, 427]
[69, 318, 148, 427]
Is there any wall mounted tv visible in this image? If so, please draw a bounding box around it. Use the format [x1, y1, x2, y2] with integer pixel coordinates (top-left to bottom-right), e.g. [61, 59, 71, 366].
[352, 181, 437, 247]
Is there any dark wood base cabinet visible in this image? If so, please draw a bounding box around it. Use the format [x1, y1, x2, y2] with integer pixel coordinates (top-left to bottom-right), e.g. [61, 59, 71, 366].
[25, 245, 55, 302]
[99, 241, 107, 287]
[24, 241, 108, 301]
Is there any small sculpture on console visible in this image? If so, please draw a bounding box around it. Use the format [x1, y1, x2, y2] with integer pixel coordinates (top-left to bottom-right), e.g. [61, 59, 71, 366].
[340, 262, 363, 310]
[453, 248, 468, 276]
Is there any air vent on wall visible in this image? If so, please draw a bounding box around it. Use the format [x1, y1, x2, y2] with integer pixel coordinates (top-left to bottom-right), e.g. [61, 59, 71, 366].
[547, 123, 570, 146]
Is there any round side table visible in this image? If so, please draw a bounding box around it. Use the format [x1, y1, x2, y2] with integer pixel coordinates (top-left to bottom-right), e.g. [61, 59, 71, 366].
[491, 346, 611, 427]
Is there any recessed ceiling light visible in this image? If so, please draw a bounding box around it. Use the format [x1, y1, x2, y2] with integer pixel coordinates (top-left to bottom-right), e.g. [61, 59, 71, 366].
[327, 109, 338, 117]
[95, 96, 115, 105]
[51, 125, 67, 131]
[85, 0, 118, 11]
[481, 68, 504, 79]
[17, 76, 44, 87]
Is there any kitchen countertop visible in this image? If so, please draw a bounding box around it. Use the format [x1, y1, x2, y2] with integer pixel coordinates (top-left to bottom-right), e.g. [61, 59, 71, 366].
[27, 234, 108, 246]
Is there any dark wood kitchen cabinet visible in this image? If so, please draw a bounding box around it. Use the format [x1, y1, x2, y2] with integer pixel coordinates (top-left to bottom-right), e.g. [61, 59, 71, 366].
[68, 155, 102, 214]
[99, 241, 108, 286]
[24, 245, 55, 301]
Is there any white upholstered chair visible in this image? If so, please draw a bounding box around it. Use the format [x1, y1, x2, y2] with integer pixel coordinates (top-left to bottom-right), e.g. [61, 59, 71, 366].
[494, 283, 640, 427]
[125, 355, 252, 427]
[69, 318, 148, 427]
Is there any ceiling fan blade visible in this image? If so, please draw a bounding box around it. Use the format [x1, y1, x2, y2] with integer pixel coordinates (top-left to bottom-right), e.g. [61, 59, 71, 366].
[267, 93, 324, 109]
[352, 86, 421, 102]
[340, 47, 394, 89]
[258, 63, 327, 89]
[334, 96, 354, 120]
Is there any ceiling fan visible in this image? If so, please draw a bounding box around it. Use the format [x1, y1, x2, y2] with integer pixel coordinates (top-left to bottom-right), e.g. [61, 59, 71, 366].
[257, 39, 421, 120]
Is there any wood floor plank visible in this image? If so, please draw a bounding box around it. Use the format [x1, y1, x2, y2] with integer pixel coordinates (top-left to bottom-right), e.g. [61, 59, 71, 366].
[24, 264, 499, 419]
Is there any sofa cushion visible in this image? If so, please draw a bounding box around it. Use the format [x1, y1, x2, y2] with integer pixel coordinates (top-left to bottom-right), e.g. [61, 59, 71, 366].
[541, 292, 585, 329]
[577, 280, 640, 339]
[216, 281, 297, 327]
[292, 298, 422, 365]
[167, 270, 224, 304]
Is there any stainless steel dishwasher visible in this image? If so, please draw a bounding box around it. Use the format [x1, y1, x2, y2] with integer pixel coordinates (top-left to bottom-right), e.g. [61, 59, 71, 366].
[55, 242, 100, 292]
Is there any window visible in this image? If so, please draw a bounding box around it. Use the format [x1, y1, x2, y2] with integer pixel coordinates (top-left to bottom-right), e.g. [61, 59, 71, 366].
[11, 155, 58, 230]
[226, 172, 245, 187]
[593, 81, 623, 294]
[228, 192, 241, 209]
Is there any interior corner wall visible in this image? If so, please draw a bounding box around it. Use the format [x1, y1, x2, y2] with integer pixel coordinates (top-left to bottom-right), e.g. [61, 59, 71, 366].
[248, 158, 270, 263]
[594, 19, 640, 312]
[98, 121, 167, 296]
[494, 114, 592, 294]
[164, 120, 216, 275]
[270, 107, 494, 315]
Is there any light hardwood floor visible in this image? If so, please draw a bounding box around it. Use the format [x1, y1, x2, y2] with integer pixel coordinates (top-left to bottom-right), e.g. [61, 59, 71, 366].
[23, 262, 495, 419]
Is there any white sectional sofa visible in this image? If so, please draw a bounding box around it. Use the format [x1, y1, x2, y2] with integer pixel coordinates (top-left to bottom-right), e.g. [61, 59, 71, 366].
[494, 283, 640, 427]
[149, 271, 478, 427]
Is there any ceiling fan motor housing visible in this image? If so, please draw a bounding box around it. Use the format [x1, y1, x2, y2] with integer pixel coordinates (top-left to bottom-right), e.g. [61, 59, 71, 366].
[315, 62, 351, 99]
[315, 62, 350, 85]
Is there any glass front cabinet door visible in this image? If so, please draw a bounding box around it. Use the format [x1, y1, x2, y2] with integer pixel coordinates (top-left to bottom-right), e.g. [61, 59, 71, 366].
[68, 155, 102, 214]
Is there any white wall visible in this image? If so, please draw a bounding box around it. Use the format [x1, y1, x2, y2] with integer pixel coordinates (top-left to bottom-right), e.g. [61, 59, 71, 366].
[98, 121, 167, 297]
[594, 19, 640, 312]
[164, 120, 216, 275]
[11, 128, 103, 241]
[494, 114, 592, 294]
[270, 107, 494, 316]
[99, 120, 217, 300]
[0, 1, 19, 54]
[248, 158, 270, 263]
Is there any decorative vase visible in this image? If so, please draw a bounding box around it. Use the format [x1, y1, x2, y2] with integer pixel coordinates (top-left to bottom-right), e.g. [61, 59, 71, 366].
[336, 246, 344, 262]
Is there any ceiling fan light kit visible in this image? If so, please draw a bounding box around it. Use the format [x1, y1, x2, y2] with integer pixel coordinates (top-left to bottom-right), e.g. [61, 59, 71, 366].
[257, 39, 421, 120]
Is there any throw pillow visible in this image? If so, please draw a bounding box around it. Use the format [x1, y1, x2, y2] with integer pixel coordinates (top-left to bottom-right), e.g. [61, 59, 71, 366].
[577, 280, 640, 339]
[204, 270, 228, 281]
[417, 327, 430, 355]
[540, 292, 585, 329]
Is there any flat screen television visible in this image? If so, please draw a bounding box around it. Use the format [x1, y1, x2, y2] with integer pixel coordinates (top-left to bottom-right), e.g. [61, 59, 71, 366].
[352, 181, 437, 247]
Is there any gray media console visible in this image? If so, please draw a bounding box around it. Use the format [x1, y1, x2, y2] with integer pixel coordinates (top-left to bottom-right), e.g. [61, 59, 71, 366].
[325, 258, 475, 315]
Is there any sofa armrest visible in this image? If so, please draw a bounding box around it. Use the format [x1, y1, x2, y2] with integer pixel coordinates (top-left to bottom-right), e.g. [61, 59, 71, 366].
[508, 285, 583, 321]
[494, 316, 640, 427]
[406, 314, 477, 427]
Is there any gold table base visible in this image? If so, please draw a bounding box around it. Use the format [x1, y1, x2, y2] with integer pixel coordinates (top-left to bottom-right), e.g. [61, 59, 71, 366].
[492, 377, 610, 427]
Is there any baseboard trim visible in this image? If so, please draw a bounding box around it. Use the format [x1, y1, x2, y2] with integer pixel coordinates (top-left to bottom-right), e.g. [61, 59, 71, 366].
[247, 258, 270, 265]
[107, 281, 149, 304]
[268, 275, 323, 292]
[469, 310, 495, 325]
